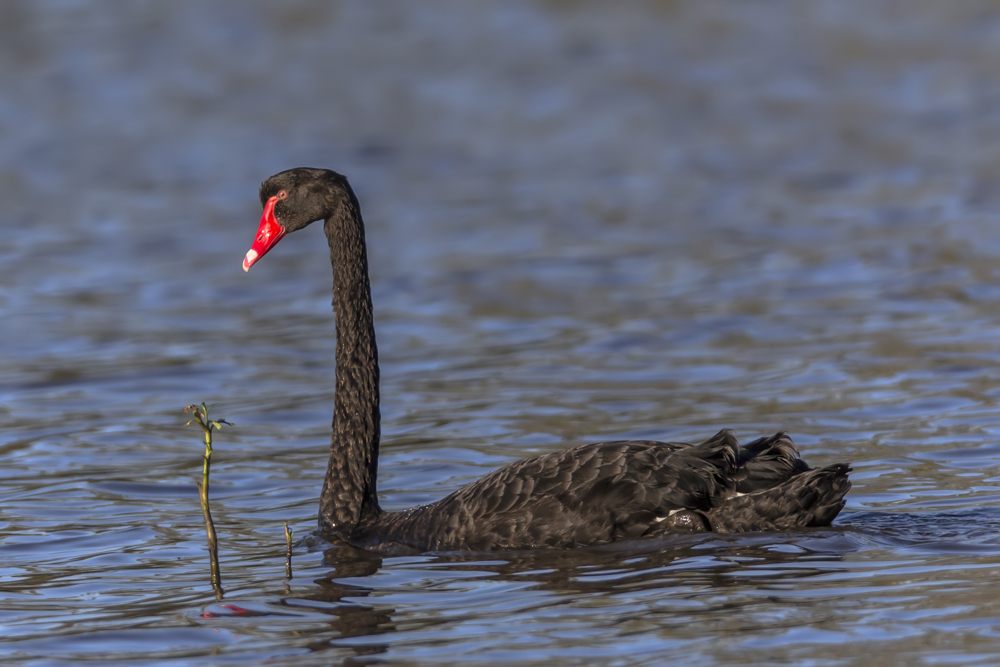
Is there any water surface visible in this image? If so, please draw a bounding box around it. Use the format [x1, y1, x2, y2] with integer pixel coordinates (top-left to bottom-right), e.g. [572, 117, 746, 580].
[4, 2, 1000, 665]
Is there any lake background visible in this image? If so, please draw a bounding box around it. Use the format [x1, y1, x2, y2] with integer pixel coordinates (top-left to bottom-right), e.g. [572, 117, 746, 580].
[5, 1, 1000, 665]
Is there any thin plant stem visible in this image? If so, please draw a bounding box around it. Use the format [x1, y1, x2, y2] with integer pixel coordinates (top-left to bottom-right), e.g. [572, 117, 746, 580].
[199, 480, 223, 598]
[185, 403, 231, 600]
[284, 521, 293, 581]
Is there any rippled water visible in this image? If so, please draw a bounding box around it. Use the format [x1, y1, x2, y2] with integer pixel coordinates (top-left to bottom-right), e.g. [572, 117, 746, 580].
[5, 1, 1000, 665]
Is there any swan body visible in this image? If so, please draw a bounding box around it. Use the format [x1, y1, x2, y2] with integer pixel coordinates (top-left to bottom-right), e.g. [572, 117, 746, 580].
[243, 167, 850, 554]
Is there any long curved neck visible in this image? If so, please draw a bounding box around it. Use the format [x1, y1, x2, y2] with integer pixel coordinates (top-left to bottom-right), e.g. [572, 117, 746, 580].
[318, 186, 381, 538]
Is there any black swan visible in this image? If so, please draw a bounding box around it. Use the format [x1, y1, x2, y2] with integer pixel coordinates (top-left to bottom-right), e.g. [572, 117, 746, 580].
[242, 167, 851, 554]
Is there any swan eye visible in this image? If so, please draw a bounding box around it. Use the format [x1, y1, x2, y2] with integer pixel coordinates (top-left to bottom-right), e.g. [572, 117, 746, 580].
[277, 190, 288, 200]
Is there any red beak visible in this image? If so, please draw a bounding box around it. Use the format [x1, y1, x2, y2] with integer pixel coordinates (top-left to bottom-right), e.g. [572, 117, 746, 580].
[243, 196, 287, 272]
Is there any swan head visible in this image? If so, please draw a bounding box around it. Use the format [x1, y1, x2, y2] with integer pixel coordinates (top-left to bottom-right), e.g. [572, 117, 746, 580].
[243, 168, 348, 271]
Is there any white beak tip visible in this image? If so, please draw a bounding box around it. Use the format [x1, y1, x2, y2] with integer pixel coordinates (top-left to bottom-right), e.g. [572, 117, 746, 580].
[243, 249, 258, 272]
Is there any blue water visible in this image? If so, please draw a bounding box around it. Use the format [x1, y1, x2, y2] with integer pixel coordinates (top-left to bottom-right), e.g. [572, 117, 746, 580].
[4, 2, 1000, 665]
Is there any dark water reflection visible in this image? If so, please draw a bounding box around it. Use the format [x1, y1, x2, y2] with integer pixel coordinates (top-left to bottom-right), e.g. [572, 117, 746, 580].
[5, 1, 1000, 665]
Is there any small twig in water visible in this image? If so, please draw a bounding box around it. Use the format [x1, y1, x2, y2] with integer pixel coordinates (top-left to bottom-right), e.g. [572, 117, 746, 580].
[284, 521, 294, 581]
[185, 402, 232, 599]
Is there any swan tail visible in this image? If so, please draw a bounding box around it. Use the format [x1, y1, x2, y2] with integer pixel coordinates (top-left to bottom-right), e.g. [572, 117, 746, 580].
[706, 463, 852, 532]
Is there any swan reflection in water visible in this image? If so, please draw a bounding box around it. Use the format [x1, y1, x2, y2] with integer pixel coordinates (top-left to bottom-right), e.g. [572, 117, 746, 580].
[277, 527, 855, 661]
